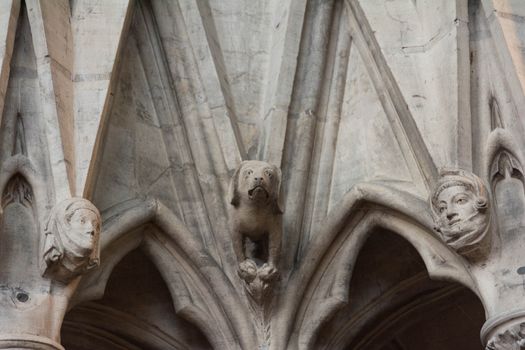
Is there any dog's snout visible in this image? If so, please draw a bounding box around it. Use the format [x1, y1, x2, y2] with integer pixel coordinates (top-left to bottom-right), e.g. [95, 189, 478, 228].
[254, 177, 263, 183]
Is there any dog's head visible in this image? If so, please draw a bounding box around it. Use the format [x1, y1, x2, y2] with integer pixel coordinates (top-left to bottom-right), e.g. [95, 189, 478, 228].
[229, 160, 283, 213]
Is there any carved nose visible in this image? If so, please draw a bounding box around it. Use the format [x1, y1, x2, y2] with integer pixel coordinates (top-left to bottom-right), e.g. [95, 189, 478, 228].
[254, 177, 263, 183]
[446, 212, 457, 221]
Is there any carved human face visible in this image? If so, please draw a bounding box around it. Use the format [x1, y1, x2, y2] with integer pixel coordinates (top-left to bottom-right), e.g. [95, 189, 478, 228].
[437, 186, 476, 234]
[68, 208, 100, 252]
[435, 185, 485, 244]
[430, 170, 491, 259]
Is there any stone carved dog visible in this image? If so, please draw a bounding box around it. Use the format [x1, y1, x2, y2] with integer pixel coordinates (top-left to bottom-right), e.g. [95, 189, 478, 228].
[229, 160, 283, 283]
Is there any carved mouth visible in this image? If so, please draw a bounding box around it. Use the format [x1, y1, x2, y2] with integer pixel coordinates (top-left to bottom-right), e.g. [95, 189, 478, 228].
[448, 218, 461, 226]
[248, 186, 268, 198]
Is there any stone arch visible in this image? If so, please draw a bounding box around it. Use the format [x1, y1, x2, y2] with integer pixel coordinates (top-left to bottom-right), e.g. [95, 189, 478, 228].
[63, 248, 213, 350]
[72, 198, 256, 350]
[317, 229, 485, 349]
[273, 182, 484, 350]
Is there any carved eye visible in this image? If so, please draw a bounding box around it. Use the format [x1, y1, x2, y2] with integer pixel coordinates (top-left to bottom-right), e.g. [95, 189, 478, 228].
[245, 169, 253, 176]
[80, 218, 86, 224]
[439, 206, 446, 214]
[264, 169, 273, 178]
[456, 197, 466, 205]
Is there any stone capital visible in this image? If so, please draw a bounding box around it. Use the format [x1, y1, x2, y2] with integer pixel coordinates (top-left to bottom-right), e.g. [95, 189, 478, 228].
[0, 334, 64, 350]
[482, 310, 525, 349]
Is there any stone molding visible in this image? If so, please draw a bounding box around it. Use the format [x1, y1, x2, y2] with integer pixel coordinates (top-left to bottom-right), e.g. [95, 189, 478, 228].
[482, 310, 525, 347]
[0, 335, 64, 350]
[2, 0, 525, 348]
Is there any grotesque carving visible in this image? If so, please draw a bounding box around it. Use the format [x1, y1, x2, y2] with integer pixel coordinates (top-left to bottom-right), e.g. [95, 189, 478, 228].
[430, 169, 491, 259]
[41, 198, 101, 283]
[229, 160, 283, 285]
[486, 323, 525, 349]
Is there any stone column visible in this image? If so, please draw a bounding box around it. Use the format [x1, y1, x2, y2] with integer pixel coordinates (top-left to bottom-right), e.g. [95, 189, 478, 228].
[0, 177, 101, 350]
[428, 163, 525, 349]
[479, 151, 525, 350]
[483, 312, 525, 349]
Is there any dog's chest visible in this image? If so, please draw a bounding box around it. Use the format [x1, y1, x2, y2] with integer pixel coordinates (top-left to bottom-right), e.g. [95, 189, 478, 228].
[235, 207, 273, 237]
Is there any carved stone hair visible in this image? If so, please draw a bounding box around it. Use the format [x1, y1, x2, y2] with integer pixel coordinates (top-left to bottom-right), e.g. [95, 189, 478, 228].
[430, 169, 489, 217]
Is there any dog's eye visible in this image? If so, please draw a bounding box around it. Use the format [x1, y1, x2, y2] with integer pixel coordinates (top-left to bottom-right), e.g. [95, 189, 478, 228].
[245, 169, 253, 176]
[265, 169, 273, 178]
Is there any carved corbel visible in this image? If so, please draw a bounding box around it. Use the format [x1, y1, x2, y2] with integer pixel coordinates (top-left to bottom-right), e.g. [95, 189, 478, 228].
[41, 198, 101, 284]
[228, 160, 283, 291]
[430, 169, 491, 260]
[228, 160, 283, 347]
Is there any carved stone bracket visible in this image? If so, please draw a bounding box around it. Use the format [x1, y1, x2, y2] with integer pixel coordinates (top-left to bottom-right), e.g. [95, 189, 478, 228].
[228, 160, 283, 348]
[228, 160, 283, 282]
[239, 260, 280, 303]
[430, 169, 491, 260]
[41, 197, 101, 284]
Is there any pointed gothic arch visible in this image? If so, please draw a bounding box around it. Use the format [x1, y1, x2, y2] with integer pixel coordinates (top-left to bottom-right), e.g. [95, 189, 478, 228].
[274, 182, 484, 349]
[63, 248, 213, 350]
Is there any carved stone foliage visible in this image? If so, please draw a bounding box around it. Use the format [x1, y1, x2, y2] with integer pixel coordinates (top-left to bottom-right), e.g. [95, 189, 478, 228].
[1, 174, 32, 208]
[492, 151, 524, 184]
[486, 323, 525, 350]
[430, 169, 491, 259]
[41, 198, 101, 284]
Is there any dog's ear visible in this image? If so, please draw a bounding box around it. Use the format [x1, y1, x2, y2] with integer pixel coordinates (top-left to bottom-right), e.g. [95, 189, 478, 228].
[228, 162, 244, 207]
[271, 164, 283, 214]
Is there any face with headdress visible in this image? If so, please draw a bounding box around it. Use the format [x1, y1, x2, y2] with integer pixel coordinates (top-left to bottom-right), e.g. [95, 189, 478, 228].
[42, 198, 101, 280]
[64, 202, 100, 258]
[431, 170, 490, 255]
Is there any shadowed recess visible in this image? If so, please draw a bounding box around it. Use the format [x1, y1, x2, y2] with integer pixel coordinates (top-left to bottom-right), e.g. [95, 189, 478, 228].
[314, 230, 484, 350]
[62, 249, 212, 350]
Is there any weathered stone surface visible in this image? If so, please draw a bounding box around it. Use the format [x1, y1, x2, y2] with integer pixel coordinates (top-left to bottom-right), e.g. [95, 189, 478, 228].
[1, 0, 525, 349]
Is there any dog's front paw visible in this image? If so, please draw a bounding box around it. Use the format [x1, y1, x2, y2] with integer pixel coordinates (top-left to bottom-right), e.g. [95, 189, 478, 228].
[259, 263, 279, 282]
[238, 259, 257, 283]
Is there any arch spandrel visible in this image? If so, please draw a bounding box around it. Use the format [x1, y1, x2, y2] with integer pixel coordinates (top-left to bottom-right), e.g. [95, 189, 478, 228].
[274, 183, 483, 350]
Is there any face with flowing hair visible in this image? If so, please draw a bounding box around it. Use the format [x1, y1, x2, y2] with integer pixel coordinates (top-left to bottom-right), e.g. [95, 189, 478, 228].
[430, 170, 490, 254]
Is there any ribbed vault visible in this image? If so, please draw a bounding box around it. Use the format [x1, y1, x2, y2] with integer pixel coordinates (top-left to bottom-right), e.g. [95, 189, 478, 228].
[1, 0, 525, 349]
